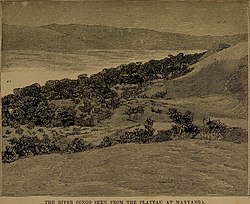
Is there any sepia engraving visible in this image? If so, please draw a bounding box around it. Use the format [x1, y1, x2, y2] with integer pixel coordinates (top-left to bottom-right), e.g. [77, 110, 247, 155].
[1, 0, 248, 197]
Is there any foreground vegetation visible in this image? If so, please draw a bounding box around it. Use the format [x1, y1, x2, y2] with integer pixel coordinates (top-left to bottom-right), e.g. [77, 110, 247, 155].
[3, 108, 247, 163]
[2, 49, 247, 164]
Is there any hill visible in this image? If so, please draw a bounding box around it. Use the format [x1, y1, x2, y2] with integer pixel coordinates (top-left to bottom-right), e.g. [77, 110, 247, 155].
[2, 140, 247, 196]
[3, 24, 248, 51]
[159, 42, 248, 103]
[2, 24, 88, 51]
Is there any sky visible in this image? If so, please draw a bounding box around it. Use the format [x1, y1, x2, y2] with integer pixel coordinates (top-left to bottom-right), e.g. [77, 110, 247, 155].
[2, 0, 248, 36]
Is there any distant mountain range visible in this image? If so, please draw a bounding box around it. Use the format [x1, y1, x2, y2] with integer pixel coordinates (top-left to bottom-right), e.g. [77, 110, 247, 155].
[3, 24, 247, 51]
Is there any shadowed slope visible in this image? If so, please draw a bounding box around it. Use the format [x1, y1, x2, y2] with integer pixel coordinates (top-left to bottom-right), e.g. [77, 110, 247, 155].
[164, 42, 248, 102]
[3, 24, 248, 51]
[2, 24, 88, 51]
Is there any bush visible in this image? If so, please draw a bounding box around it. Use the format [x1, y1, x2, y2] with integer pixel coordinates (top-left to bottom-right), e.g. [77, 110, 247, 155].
[144, 117, 154, 130]
[2, 146, 18, 163]
[3, 135, 60, 163]
[169, 108, 199, 138]
[202, 118, 226, 136]
[9, 135, 40, 157]
[99, 136, 118, 148]
[195, 118, 247, 143]
[2, 135, 93, 163]
[119, 128, 154, 144]
[195, 132, 223, 141]
[66, 138, 91, 153]
[223, 127, 248, 143]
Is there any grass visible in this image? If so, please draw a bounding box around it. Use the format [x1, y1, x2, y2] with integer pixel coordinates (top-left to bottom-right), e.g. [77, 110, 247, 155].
[2, 139, 247, 196]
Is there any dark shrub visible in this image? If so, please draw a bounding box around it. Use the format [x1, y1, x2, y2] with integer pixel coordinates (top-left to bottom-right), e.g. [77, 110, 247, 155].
[144, 117, 154, 131]
[10, 135, 39, 157]
[2, 146, 18, 163]
[202, 118, 226, 136]
[66, 138, 91, 153]
[83, 116, 96, 127]
[99, 136, 118, 148]
[4, 134, 60, 162]
[124, 105, 145, 120]
[119, 128, 154, 144]
[223, 127, 248, 143]
[169, 108, 199, 138]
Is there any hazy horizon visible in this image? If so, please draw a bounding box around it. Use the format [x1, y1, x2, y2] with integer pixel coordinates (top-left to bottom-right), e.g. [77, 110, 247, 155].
[3, 22, 248, 37]
[3, 1, 248, 36]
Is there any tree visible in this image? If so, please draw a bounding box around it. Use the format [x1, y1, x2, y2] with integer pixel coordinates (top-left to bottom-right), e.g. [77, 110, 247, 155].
[169, 108, 198, 137]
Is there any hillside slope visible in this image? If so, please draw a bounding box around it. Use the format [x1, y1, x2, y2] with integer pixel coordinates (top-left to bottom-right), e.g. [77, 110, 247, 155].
[163, 42, 248, 102]
[2, 140, 247, 196]
[3, 24, 247, 51]
[2, 24, 88, 51]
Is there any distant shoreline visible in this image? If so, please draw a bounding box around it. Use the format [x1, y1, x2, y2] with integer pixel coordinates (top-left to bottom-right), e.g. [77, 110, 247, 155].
[2, 49, 204, 96]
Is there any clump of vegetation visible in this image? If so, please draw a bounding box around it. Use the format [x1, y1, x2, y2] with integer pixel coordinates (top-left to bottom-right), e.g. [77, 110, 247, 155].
[99, 136, 118, 148]
[119, 117, 155, 144]
[169, 108, 199, 138]
[3, 106, 247, 164]
[196, 117, 247, 143]
[66, 138, 92, 153]
[196, 118, 226, 140]
[2, 146, 17, 163]
[124, 105, 145, 120]
[202, 117, 227, 135]
[119, 128, 154, 144]
[223, 127, 248, 143]
[2, 135, 90, 163]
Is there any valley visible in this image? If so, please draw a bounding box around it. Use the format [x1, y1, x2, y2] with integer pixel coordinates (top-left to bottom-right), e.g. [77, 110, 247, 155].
[1, 39, 248, 196]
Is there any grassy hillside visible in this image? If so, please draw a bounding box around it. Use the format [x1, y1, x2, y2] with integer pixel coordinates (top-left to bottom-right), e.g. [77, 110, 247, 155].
[2, 24, 88, 51]
[156, 42, 248, 103]
[2, 140, 247, 196]
[3, 24, 247, 51]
